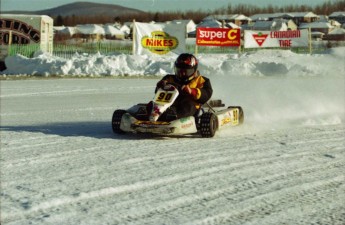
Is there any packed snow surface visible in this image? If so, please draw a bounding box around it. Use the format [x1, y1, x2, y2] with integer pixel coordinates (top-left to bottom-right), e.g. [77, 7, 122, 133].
[1, 48, 345, 224]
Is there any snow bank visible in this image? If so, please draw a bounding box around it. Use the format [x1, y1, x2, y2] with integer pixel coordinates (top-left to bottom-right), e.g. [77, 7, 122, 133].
[203, 48, 345, 77]
[1, 47, 344, 77]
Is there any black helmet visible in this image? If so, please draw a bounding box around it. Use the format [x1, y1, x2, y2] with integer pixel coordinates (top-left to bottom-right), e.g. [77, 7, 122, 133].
[174, 53, 198, 84]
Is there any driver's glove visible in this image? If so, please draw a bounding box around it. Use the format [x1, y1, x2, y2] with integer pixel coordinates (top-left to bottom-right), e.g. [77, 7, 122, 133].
[157, 80, 167, 89]
[182, 85, 198, 99]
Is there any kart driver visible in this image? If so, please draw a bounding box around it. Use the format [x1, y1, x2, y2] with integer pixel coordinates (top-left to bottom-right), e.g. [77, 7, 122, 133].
[150, 53, 213, 121]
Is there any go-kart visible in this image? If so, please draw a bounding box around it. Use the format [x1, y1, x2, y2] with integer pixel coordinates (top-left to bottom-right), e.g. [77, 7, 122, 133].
[112, 84, 243, 138]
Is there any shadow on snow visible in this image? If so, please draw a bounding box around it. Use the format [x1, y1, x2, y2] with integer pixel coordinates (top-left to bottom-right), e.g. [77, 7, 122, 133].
[0, 121, 198, 140]
[1, 121, 127, 140]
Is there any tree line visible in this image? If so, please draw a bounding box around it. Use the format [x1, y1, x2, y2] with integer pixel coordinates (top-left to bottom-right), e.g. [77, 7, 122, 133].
[54, 0, 345, 26]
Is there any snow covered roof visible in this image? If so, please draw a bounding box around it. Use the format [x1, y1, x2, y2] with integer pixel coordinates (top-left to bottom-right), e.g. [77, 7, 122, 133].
[236, 14, 252, 21]
[329, 12, 345, 17]
[197, 19, 222, 28]
[251, 12, 319, 21]
[171, 19, 195, 25]
[250, 13, 274, 21]
[328, 28, 345, 35]
[123, 22, 133, 28]
[226, 22, 240, 29]
[203, 14, 251, 21]
[53, 26, 66, 31]
[332, 20, 342, 27]
[119, 25, 130, 34]
[75, 24, 105, 35]
[240, 23, 254, 30]
[103, 25, 124, 36]
[280, 12, 318, 18]
[299, 22, 334, 29]
[311, 31, 325, 35]
[318, 15, 329, 22]
[54, 26, 76, 35]
[252, 20, 288, 31]
[62, 27, 76, 35]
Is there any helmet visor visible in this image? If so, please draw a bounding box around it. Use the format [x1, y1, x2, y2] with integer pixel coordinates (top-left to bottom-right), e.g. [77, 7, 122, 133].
[175, 67, 195, 78]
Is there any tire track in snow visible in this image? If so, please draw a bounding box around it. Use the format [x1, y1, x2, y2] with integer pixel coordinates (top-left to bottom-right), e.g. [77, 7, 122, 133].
[0, 106, 115, 117]
[78, 126, 345, 223]
[93, 143, 341, 202]
[98, 160, 344, 224]
[1, 125, 344, 224]
[186, 176, 345, 225]
[0, 88, 112, 98]
[2, 141, 121, 169]
[3, 146, 343, 224]
[108, 134, 344, 185]
[3, 125, 343, 188]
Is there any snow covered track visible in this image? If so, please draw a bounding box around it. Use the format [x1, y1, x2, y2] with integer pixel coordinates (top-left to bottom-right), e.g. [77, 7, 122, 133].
[1, 78, 344, 225]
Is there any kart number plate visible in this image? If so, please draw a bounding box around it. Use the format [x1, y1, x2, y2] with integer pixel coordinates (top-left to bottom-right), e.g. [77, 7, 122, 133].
[154, 90, 178, 103]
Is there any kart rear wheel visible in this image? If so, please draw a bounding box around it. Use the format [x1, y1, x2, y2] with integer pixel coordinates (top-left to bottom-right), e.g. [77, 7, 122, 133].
[112, 110, 126, 134]
[200, 112, 218, 138]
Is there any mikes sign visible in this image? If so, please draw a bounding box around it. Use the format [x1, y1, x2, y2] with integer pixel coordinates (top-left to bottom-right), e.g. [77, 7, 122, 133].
[133, 22, 186, 56]
[196, 28, 241, 47]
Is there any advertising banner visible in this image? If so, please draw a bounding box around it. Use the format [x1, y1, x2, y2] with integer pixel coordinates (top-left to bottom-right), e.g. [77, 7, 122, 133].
[244, 30, 309, 48]
[196, 28, 241, 47]
[0, 14, 53, 61]
[133, 22, 186, 56]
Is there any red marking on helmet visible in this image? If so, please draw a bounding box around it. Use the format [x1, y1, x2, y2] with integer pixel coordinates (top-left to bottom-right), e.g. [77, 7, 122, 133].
[183, 57, 196, 66]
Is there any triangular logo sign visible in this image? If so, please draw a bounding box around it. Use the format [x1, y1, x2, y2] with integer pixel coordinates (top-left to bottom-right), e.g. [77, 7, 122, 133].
[252, 32, 268, 47]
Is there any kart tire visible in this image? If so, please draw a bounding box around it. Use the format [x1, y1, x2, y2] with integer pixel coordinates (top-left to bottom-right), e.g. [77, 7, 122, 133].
[200, 112, 218, 138]
[112, 109, 126, 134]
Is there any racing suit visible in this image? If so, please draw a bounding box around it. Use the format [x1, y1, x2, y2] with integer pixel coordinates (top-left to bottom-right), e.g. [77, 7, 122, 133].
[155, 72, 213, 120]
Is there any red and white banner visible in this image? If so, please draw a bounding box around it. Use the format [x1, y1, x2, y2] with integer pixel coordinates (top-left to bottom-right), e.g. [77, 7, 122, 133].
[196, 28, 241, 47]
[244, 30, 309, 48]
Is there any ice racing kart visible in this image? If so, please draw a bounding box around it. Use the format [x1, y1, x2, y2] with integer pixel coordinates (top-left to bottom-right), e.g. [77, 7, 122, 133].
[112, 84, 243, 138]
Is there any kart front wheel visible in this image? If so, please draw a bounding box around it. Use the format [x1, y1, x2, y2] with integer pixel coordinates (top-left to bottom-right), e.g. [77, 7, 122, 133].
[112, 110, 126, 134]
[200, 112, 218, 138]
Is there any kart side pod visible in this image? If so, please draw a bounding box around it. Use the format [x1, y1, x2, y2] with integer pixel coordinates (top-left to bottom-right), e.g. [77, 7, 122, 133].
[214, 106, 244, 129]
[197, 106, 243, 137]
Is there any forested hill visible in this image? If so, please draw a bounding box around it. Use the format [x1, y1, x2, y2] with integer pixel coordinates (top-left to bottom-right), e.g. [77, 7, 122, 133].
[2, 0, 344, 26]
[1, 1, 144, 17]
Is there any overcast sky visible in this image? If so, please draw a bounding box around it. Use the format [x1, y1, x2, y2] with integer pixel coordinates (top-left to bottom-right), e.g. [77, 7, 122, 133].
[1, 0, 332, 12]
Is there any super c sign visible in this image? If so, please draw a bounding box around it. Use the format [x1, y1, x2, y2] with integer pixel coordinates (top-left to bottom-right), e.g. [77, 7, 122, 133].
[196, 28, 240, 47]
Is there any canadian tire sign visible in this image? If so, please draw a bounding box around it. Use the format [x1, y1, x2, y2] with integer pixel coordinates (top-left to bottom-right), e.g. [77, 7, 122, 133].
[244, 30, 309, 48]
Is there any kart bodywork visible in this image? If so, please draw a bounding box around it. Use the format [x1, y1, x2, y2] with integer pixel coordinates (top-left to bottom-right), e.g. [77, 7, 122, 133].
[112, 85, 243, 138]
